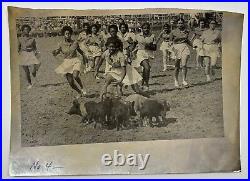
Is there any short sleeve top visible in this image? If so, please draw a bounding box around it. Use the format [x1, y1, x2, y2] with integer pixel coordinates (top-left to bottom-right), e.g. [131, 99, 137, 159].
[18, 36, 37, 52]
[161, 32, 170, 42]
[169, 28, 189, 44]
[135, 32, 156, 50]
[102, 50, 126, 68]
[200, 29, 221, 45]
[85, 33, 104, 47]
[117, 32, 136, 49]
[57, 39, 79, 59]
[194, 27, 207, 37]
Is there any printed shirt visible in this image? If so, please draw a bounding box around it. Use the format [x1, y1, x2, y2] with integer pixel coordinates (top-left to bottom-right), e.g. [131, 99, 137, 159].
[102, 50, 126, 69]
[161, 31, 170, 42]
[200, 29, 221, 45]
[105, 35, 124, 51]
[18, 36, 37, 52]
[85, 33, 104, 47]
[135, 32, 156, 50]
[169, 28, 189, 44]
[117, 32, 136, 49]
[194, 27, 207, 37]
[57, 39, 79, 59]
[100, 31, 109, 43]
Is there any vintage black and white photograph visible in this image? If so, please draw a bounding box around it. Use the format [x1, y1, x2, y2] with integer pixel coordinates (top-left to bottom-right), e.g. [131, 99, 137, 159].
[16, 11, 224, 147]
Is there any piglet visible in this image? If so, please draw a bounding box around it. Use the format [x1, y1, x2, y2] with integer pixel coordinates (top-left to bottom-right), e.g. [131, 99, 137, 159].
[139, 100, 170, 127]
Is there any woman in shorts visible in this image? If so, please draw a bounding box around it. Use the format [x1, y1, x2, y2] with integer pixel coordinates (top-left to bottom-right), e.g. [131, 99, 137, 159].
[200, 20, 221, 82]
[157, 23, 172, 71]
[169, 18, 191, 87]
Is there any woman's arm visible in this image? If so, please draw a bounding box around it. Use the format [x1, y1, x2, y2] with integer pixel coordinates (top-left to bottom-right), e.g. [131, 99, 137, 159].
[32, 39, 37, 51]
[76, 43, 84, 56]
[95, 52, 105, 77]
[52, 44, 62, 57]
[156, 30, 164, 44]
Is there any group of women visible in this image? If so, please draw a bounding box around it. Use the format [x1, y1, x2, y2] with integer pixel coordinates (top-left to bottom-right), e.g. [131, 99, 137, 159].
[18, 17, 221, 99]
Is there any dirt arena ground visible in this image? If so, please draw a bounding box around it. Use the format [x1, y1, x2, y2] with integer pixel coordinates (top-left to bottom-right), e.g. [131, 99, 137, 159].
[20, 36, 224, 147]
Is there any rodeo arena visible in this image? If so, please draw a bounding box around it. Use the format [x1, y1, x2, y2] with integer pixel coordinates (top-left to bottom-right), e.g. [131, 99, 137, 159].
[17, 12, 224, 146]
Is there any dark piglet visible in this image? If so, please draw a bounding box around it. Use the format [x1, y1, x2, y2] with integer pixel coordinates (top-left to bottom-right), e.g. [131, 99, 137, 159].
[67, 99, 82, 116]
[83, 95, 112, 128]
[139, 100, 170, 127]
[110, 98, 136, 131]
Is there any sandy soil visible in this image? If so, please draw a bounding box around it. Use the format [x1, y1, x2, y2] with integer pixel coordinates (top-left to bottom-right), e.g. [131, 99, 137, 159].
[19, 36, 224, 147]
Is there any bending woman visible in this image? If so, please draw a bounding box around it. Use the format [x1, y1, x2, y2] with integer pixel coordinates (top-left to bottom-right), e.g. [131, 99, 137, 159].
[96, 37, 143, 97]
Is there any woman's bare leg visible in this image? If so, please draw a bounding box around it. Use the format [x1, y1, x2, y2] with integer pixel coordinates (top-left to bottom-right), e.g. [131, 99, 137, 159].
[204, 57, 211, 82]
[65, 73, 81, 94]
[22, 66, 32, 87]
[73, 70, 87, 94]
[181, 55, 189, 85]
[174, 60, 180, 87]
[32, 63, 41, 77]
[162, 50, 167, 71]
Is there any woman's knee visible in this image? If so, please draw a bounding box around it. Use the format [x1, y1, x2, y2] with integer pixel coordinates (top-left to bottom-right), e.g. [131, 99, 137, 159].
[73, 71, 80, 79]
[175, 59, 181, 69]
[180, 55, 189, 68]
[162, 51, 167, 58]
[203, 57, 211, 66]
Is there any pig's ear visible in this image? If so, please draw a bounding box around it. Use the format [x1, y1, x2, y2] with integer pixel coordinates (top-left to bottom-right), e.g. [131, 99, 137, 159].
[80, 103, 86, 115]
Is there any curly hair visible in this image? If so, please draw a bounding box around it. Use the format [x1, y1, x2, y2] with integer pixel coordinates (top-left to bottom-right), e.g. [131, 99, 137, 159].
[82, 23, 90, 34]
[108, 24, 118, 33]
[119, 23, 129, 32]
[21, 24, 31, 32]
[82, 22, 90, 29]
[90, 24, 100, 32]
[209, 19, 217, 24]
[141, 22, 151, 29]
[163, 23, 171, 33]
[105, 36, 123, 50]
[61, 26, 73, 35]
[177, 18, 185, 23]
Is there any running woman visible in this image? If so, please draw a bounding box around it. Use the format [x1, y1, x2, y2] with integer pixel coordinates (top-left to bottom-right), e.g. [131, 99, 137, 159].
[132, 22, 157, 91]
[169, 18, 192, 87]
[18, 24, 41, 89]
[200, 20, 221, 82]
[52, 26, 87, 99]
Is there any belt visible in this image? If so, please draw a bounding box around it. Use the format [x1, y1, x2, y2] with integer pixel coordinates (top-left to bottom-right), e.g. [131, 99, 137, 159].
[204, 43, 217, 45]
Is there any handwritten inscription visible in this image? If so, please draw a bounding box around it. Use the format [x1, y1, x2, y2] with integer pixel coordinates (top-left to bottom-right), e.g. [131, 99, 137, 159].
[30, 161, 63, 171]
